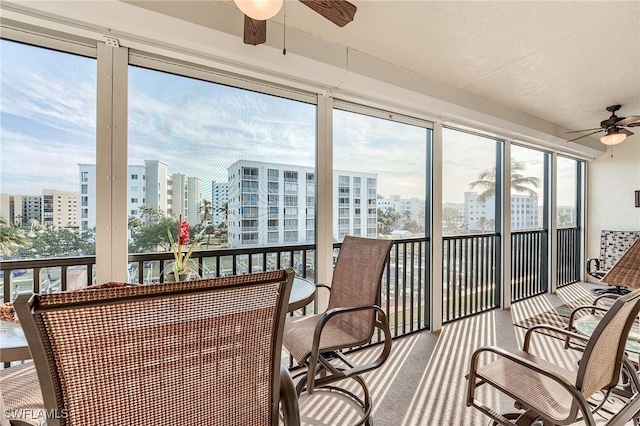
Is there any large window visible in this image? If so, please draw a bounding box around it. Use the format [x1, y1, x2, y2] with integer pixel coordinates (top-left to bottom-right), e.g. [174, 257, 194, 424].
[510, 145, 545, 231]
[126, 63, 316, 259]
[556, 156, 579, 228]
[0, 38, 97, 297]
[333, 107, 429, 241]
[442, 128, 500, 235]
[510, 145, 549, 301]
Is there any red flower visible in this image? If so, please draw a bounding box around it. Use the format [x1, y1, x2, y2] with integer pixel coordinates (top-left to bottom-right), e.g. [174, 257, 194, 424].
[179, 219, 190, 245]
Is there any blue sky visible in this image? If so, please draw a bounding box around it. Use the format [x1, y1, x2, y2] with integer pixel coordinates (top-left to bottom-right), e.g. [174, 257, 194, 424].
[1, 38, 577, 206]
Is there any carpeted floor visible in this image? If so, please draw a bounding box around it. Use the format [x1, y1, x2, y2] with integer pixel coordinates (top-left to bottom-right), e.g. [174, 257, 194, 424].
[295, 282, 633, 425]
[513, 294, 595, 330]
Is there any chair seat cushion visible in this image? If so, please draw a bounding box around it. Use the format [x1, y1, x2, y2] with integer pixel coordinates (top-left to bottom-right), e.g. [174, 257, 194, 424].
[0, 363, 45, 426]
[283, 314, 369, 365]
[476, 350, 577, 422]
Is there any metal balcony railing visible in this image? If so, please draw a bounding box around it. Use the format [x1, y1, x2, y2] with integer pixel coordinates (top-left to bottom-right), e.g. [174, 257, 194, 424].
[1, 233, 578, 343]
[442, 233, 500, 323]
[511, 229, 547, 302]
[557, 227, 581, 287]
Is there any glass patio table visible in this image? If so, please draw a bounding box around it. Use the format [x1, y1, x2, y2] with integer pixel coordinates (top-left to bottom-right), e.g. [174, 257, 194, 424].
[575, 318, 640, 354]
[0, 320, 29, 364]
[574, 316, 640, 399]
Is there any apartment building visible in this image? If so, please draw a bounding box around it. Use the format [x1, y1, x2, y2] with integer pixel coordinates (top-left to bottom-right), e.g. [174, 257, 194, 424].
[0, 190, 79, 228]
[42, 189, 80, 228]
[226, 160, 377, 248]
[78, 161, 199, 230]
[211, 181, 229, 227]
[465, 191, 540, 232]
[377, 195, 425, 222]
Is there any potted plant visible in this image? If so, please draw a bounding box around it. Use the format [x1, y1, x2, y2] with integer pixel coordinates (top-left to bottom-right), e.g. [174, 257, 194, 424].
[166, 215, 205, 282]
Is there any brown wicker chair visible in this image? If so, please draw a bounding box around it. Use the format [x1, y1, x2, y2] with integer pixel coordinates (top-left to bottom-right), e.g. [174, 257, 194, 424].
[283, 236, 393, 425]
[467, 288, 640, 426]
[11, 269, 299, 426]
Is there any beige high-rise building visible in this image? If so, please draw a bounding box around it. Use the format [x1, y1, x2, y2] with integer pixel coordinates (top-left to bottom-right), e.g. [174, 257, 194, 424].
[42, 189, 80, 229]
[0, 191, 79, 228]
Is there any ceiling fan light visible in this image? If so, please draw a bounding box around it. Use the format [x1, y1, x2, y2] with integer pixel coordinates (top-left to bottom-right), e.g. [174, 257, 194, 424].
[235, 0, 283, 20]
[601, 129, 627, 146]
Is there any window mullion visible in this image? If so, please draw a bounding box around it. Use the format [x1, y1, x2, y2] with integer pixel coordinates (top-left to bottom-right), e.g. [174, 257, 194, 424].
[95, 42, 128, 283]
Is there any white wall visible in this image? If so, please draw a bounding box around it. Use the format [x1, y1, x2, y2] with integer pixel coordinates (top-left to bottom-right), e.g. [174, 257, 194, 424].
[587, 140, 640, 281]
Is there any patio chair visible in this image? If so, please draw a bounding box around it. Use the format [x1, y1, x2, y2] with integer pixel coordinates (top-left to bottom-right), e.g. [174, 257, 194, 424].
[467, 288, 640, 426]
[587, 230, 640, 295]
[0, 363, 44, 426]
[282, 236, 393, 425]
[12, 269, 299, 426]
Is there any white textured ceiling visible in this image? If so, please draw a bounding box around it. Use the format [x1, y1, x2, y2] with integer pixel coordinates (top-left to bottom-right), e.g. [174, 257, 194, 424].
[250, 0, 640, 138]
[4, 0, 638, 150]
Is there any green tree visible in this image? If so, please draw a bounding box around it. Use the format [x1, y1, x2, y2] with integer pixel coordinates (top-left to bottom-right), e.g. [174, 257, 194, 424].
[557, 211, 573, 228]
[0, 217, 27, 256]
[377, 207, 400, 234]
[138, 204, 162, 226]
[15, 225, 94, 258]
[403, 220, 421, 233]
[475, 216, 489, 232]
[199, 199, 212, 226]
[469, 159, 540, 203]
[412, 207, 426, 233]
[217, 202, 229, 224]
[128, 206, 178, 253]
[442, 207, 467, 235]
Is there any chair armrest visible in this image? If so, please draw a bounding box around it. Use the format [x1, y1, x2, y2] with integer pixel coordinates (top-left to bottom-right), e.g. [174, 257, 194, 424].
[315, 283, 331, 292]
[305, 304, 392, 393]
[566, 305, 608, 330]
[586, 257, 600, 274]
[594, 293, 621, 305]
[467, 345, 595, 425]
[586, 258, 607, 280]
[523, 324, 588, 352]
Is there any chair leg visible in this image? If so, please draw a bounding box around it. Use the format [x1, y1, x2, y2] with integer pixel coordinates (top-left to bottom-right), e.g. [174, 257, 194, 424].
[592, 286, 631, 296]
[280, 363, 300, 426]
[296, 360, 373, 426]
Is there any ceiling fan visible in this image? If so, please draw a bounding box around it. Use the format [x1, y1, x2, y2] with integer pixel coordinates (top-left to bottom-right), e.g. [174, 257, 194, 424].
[566, 105, 640, 145]
[234, 0, 357, 45]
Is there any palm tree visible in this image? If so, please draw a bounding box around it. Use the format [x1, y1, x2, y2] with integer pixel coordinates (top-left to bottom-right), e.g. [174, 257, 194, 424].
[199, 199, 212, 226]
[216, 202, 229, 224]
[469, 159, 540, 203]
[476, 216, 489, 232]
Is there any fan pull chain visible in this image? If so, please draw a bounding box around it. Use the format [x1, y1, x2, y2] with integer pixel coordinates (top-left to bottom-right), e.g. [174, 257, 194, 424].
[282, 0, 287, 55]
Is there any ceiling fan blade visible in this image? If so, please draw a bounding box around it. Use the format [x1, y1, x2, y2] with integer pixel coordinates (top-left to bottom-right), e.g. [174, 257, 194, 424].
[244, 15, 266, 45]
[566, 129, 603, 142]
[620, 128, 634, 136]
[616, 115, 640, 126]
[627, 122, 640, 128]
[299, 0, 357, 27]
[566, 127, 603, 133]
